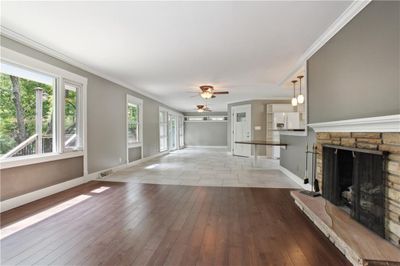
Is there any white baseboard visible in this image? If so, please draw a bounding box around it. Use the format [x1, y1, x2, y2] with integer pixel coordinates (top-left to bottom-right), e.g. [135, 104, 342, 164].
[0, 176, 88, 213]
[279, 166, 311, 190]
[185, 146, 228, 148]
[126, 151, 169, 167]
[88, 151, 169, 180]
[0, 151, 169, 213]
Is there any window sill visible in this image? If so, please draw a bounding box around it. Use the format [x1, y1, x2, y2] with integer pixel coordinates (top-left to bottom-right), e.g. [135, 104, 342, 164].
[0, 151, 84, 170]
[128, 143, 142, 148]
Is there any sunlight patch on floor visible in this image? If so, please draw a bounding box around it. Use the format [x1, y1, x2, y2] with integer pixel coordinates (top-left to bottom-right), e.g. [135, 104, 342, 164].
[90, 186, 110, 193]
[0, 194, 91, 240]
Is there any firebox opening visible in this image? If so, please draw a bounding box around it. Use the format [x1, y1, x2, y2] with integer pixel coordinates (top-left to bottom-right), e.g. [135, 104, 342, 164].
[337, 150, 354, 212]
[322, 144, 387, 238]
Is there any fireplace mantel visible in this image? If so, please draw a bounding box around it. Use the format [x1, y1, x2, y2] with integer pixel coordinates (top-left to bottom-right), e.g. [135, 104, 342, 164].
[308, 114, 400, 132]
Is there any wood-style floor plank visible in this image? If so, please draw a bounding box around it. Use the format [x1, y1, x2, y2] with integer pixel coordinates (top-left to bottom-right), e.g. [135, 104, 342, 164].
[0, 181, 351, 266]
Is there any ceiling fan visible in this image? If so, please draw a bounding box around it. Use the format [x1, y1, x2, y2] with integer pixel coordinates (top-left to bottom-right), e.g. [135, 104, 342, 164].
[196, 104, 212, 112]
[198, 85, 229, 99]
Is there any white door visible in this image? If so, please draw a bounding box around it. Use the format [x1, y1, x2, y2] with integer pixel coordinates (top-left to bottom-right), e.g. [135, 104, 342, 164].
[232, 105, 251, 157]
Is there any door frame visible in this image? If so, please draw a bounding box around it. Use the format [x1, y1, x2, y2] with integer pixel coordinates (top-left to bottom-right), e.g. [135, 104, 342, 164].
[231, 104, 252, 156]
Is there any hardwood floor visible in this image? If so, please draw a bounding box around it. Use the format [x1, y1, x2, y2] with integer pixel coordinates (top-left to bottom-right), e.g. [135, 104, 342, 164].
[0, 181, 350, 266]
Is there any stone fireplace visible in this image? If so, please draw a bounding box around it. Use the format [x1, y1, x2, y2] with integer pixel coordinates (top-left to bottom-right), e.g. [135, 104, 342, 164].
[322, 144, 387, 237]
[316, 132, 400, 247]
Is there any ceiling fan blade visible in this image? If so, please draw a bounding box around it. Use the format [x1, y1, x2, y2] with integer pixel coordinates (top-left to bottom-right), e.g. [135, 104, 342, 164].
[211, 95, 216, 98]
[213, 91, 229, 94]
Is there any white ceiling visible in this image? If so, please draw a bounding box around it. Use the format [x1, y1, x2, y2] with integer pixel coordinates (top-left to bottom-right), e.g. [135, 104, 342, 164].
[1, 1, 351, 112]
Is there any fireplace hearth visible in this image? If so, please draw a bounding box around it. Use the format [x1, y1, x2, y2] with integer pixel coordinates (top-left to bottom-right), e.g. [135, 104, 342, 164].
[322, 144, 387, 237]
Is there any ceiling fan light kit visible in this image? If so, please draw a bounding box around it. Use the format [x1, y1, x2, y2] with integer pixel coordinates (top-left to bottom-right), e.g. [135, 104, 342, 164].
[198, 85, 229, 100]
[201, 91, 213, 99]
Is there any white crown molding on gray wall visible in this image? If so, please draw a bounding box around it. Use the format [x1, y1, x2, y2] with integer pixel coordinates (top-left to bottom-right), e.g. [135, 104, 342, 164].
[308, 115, 400, 133]
[278, 0, 371, 86]
[0, 26, 166, 105]
[1, 0, 371, 107]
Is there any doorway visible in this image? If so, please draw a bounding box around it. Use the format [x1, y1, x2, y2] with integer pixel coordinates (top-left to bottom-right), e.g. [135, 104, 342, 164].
[231, 104, 251, 157]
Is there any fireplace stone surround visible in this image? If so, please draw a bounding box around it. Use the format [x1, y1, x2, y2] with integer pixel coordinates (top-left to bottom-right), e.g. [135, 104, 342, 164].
[316, 132, 400, 247]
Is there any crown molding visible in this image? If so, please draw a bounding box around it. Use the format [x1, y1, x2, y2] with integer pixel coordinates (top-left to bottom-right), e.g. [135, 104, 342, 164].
[278, 0, 371, 86]
[0, 26, 166, 105]
[308, 115, 400, 133]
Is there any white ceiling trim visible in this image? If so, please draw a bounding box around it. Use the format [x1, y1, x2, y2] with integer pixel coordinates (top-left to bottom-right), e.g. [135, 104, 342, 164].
[0, 26, 165, 105]
[278, 0, 371, 86]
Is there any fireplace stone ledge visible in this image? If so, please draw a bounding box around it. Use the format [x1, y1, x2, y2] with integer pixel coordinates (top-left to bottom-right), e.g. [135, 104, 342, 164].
[291, 190, 400, 266]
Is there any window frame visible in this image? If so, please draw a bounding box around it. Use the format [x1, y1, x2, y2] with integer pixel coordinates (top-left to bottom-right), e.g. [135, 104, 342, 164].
[159, 110, 168, 152]
[159, 106, 184, 152]
[126, 94, 143, 149]
[62, 79, 84, 153]
[0, 47, 88, 173]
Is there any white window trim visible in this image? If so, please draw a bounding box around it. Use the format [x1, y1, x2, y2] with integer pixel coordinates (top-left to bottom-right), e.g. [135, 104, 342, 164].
[0, 47, 88, 174]
[126, 94, 143, 161]
[159, 109, 168, 152]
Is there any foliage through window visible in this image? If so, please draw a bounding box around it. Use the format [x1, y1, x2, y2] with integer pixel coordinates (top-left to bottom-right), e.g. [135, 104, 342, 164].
[0, 62, 55, 158]
[128, 103, 139, 144]
[64, 83, 82, 151]
[0, 60, 85, 161]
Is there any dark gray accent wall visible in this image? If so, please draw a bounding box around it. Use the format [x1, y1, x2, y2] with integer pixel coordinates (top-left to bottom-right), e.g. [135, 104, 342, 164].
[280, 1, 399, 181]
[184, 122, 228, 146]
[1, 36, 182, 175]
[1, 156, 83, 200]
[308, 1, 400, 123]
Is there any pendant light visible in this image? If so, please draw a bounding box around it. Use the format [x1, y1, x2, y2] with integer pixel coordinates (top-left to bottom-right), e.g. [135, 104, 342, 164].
[297, 75, 305, 104]
[291, 80, 298, 107]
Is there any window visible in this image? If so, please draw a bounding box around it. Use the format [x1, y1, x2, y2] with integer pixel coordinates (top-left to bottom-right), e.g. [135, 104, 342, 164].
[64, 83, 82, 151]
[178, 116, 184, 148]
[127, 95, 142, 148]
[159, 110, 168, 152]
[186, 116, 205, 121]
[0, 52, 86, 168]
[127, 103, 139, 144]
[0, 62, 55, 158]
[209, 116, 226, 121]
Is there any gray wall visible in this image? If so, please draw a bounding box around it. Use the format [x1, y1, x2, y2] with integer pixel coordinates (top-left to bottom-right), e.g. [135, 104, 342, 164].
[308, 1, 400, 123]
[227, 99, 290, 155]
[1, 36, 182, 174]
[280, 1, 400, 180]
[128, 147, 142, 163]
[184, 122, 228, 146]
[0, 36, 182, 199]
[279, 135, 307, 179]
[1, 157, 83, 200]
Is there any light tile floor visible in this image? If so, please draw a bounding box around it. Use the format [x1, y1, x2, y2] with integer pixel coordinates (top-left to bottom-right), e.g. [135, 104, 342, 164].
[102, 147, 300, 188]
